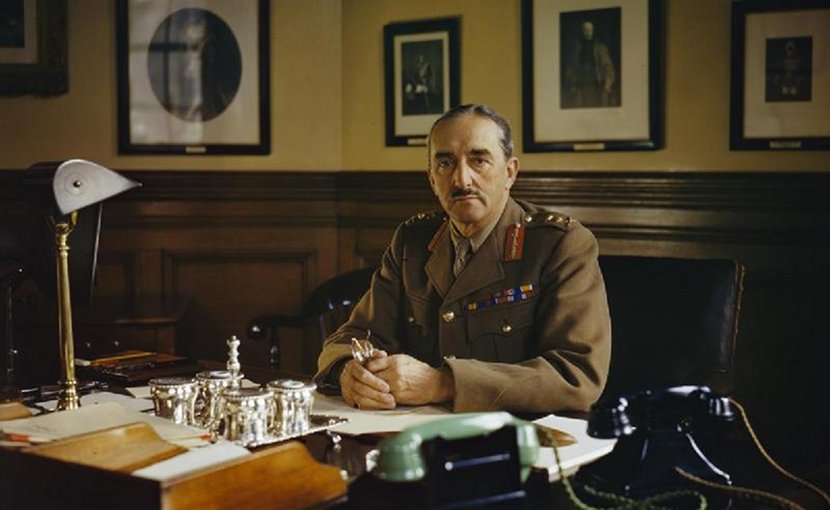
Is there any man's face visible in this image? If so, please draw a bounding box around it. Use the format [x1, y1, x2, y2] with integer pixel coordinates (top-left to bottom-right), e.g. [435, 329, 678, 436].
[428, 114, 519, 236]
[581, 21, 594, 40]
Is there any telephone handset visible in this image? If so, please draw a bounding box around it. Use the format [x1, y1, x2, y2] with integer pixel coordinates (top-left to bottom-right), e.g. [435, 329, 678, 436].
[576, 385, 736, 497]
[348, 412, 544, 509]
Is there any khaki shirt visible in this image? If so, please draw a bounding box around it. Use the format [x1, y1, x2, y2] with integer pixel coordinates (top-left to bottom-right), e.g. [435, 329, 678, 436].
[316, 198, 611, 413]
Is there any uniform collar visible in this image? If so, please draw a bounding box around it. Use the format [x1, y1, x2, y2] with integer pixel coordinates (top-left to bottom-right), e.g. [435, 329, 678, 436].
[427, 198, 524, 303]
[449, 212, 500, 255]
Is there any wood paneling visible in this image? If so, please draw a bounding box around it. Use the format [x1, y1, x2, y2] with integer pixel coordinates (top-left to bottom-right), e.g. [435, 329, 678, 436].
[1, 169, 828, 470]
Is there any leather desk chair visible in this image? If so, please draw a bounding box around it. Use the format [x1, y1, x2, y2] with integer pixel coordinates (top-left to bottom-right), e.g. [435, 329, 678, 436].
[597, 255, 745, 399]
[247, 256, 745, 396]
[247, 266, 377, 374]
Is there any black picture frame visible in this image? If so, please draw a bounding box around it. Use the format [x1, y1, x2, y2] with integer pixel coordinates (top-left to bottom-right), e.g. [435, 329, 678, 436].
[384, 17, 460, 147]
[116, 0, 270, 155]
[730, 0, 830, 150]
[0, 0, 67, 96]
[521, 0, 662, 152]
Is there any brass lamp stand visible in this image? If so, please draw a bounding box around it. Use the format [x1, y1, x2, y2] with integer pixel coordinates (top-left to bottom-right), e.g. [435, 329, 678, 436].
[24, 159, 140, 412]
[54, 213, 80, 410]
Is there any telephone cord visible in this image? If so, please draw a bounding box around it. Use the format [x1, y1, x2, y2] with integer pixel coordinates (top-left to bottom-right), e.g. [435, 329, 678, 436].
[674, 467, 806, 510]
[728, 398, 830, 508]
[545, 427, 708, 510]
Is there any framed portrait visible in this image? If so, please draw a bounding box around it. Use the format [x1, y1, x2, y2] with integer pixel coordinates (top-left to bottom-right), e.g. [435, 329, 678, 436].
[0, 0, 67, 96]
[116, 0, 270, 155]
[521, 0, 662, 151]
[730, 0, 830, 150]
[384, 17, 460, 147]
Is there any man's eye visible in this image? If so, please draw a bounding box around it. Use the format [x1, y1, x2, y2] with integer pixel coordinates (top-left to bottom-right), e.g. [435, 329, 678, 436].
[438, 159, 454, 169]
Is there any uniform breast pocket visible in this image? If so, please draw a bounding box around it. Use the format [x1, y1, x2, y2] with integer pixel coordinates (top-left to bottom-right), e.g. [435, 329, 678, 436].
[466, 299, 537, 363]
[404, 294, 435, 362]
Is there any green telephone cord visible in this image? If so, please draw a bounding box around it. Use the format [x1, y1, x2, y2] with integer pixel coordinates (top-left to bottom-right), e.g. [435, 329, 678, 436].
[545, 397, 830, 510]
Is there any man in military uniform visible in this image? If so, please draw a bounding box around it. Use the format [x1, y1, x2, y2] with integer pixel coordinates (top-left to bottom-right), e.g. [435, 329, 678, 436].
[316, 104, 610, 413]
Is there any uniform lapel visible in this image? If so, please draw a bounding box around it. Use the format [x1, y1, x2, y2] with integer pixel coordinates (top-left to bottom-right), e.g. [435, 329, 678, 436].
[443, 199, 523, 305]
[425, 225, 454, 299]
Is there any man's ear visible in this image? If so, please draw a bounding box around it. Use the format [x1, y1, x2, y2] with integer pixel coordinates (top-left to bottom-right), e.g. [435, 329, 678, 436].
[505, 157, 520, 190]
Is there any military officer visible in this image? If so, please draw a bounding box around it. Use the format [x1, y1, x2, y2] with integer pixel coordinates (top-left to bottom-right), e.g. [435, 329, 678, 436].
[315, 104, 611, 413]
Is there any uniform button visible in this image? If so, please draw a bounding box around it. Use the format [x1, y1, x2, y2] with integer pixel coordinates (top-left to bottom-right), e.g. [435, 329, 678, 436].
[407, 316, 415, 323]
[442, 311, 455, 323]
[501, 322, 512, 334]
[525, 214, 533, 223]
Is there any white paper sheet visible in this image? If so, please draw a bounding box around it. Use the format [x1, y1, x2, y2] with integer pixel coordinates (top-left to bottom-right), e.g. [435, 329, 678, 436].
[313, 393, 615, 478]
[38, 391, 154, 413]
[313, 393, 452, 435]
[132, 441, 251, 481]
[531, 414, 616, 481]
[0, 401, 209, 447]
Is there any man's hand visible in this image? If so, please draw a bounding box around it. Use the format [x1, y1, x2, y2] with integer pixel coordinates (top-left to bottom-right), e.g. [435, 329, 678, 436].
[338, 351, 396, 410]
[366, 354, 455, 406]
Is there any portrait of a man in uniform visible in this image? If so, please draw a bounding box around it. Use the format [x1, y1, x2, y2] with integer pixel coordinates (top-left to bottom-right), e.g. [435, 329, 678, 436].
[560, 7, 621, 109]
[765, 36, 812, 103]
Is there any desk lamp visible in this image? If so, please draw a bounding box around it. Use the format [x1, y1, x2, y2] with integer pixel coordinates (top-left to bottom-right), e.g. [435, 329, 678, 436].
[24, 160, 140, 410]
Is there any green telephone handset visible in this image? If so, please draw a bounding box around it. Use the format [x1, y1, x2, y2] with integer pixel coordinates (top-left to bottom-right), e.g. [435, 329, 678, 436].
[372, 412, 540, 483]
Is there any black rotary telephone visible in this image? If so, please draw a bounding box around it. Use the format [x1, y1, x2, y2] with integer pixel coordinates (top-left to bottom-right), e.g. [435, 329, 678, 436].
[575, 385, 736, 498]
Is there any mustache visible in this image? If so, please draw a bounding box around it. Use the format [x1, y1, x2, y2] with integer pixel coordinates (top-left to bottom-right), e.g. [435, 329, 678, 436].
[451, 188, 479, 198]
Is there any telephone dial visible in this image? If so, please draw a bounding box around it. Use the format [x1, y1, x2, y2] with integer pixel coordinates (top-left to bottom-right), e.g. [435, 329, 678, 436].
[576, 385, 736, 497]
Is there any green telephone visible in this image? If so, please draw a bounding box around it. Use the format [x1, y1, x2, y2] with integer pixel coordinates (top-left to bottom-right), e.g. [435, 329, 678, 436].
[350, 412, 543, 509]
[373, 412, 540, 482]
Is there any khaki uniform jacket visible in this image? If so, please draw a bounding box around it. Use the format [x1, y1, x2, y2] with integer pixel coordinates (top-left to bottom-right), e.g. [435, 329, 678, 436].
[316, 198, 611, 413]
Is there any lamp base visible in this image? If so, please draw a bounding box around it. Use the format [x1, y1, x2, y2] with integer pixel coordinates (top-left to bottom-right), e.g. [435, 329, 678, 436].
[56, 379, 80, 410]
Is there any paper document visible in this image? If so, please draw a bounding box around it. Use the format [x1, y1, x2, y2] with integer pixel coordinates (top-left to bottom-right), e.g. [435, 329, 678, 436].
[38, 391, 154, 413]
[313, 393, 452, 435]
[132, 441, 251, 481]
[0, 401, 209, 448]
[313, 393, 615, 478]
[531, 414, 616, 481]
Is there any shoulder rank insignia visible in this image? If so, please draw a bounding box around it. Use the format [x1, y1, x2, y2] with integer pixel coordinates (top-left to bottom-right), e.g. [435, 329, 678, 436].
[404, 210, 444, 226]
[467, 283, 536, 311]
[503, 222, 525, 261]
[524, 211, 572, 230]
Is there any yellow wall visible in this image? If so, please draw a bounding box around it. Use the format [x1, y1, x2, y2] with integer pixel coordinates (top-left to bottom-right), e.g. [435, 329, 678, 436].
[0, 0, 343, 171]
[342, 0, 829, 171]
[0, 1, 827, 172]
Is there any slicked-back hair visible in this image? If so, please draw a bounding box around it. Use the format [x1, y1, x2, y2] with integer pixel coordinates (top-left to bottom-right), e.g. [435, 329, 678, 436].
[427, 104, 514, 165]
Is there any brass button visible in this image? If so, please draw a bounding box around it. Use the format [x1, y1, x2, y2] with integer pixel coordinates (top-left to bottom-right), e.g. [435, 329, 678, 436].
[407, 315, 415, 323]
[501, 322, 512, 334]
[525, 214, 533, 223]
[546, 214, 555, 222]
[442, 311, 455, 323]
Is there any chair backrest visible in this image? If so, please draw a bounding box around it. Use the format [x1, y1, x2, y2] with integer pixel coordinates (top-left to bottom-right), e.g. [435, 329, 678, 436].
[597, 255, 745, 399]
[246, 266, 377, 374]
[299, 266, 377, 342]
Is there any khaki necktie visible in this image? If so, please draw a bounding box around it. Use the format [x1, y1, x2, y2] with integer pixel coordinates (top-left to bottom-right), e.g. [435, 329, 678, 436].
[453, 237, 472, 277]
